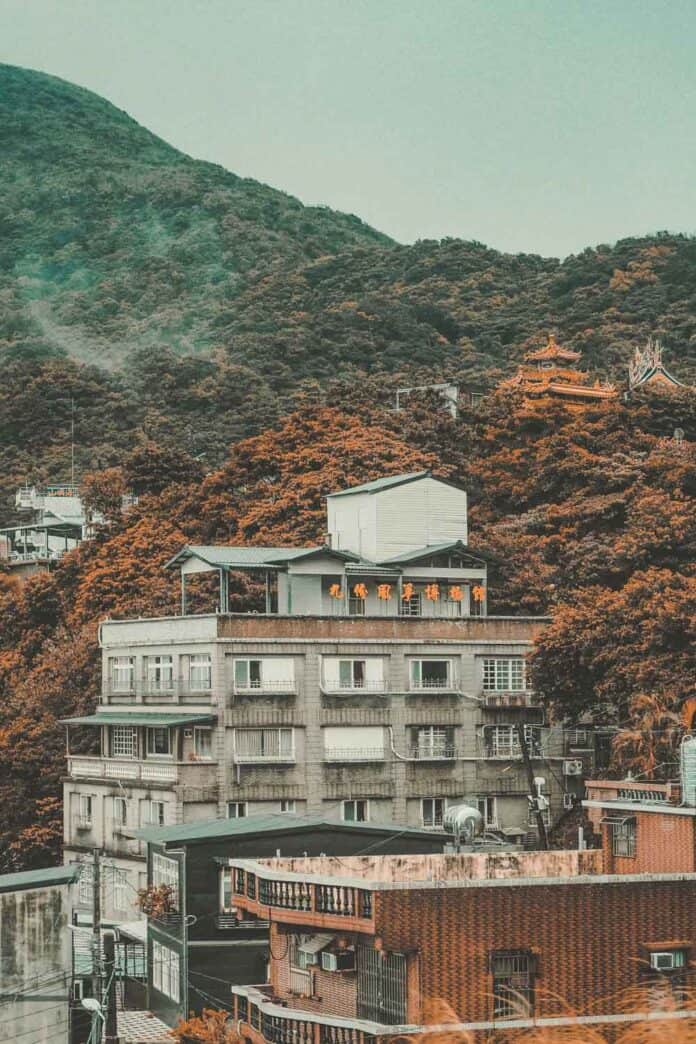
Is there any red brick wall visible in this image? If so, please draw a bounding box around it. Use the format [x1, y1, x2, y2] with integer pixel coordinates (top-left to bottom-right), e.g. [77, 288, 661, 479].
[270, 924, 358, 1019]
[373, 878, 696, 1024]
[602, 811, 696, 874]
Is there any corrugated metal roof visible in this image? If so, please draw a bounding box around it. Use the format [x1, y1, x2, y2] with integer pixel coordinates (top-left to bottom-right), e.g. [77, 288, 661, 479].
[60, 711, 216, 726]
[166, 545, 314, 569]
[328, 471, 431, 498]
[378, 540, 483, 565]
[135, 812, 447, 847]
[0, 863, 81, 894]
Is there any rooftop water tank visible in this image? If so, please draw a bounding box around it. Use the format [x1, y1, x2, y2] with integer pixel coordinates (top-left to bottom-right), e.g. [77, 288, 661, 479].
[680, 737, 696, 806]
[443, 803, 484, 843]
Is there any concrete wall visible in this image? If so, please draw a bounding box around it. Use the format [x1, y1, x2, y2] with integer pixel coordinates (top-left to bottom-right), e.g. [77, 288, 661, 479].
[0, 883, 73, 1044]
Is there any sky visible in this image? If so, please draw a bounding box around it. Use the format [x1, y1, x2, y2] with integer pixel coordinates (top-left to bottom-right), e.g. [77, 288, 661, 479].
[2, 0, 696, 257]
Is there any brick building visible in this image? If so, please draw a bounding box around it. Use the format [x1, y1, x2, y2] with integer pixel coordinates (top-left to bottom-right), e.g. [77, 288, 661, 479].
[225, 848, 696, 1042]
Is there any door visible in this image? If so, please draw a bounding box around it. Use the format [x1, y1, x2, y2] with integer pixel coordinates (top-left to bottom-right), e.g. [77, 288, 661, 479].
[357, 946, 407, 1024]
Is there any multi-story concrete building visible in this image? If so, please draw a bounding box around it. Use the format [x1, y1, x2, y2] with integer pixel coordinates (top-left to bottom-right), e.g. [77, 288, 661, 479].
[62, 471, 570, 923]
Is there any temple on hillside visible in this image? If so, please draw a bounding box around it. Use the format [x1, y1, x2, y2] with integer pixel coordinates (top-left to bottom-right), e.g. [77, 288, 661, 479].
[628, 337, 687, 394]
[503, 334, 618, 407]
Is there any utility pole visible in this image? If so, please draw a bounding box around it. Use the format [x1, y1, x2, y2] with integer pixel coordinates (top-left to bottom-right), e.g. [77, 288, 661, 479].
[103, 931, 120, 1043]
[91, 850, 102, 1033]
[517, 722, 549, 850]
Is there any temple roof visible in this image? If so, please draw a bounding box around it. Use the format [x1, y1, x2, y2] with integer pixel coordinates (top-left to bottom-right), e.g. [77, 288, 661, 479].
[629, 339, 685, 392]
[524, 334, 582, 364]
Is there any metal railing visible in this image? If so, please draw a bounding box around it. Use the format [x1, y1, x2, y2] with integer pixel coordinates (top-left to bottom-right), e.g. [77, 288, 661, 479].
[103, 680, 214, 702]
[407, 745, 457, 761]
[409, 678, 454, 691]
[67, 756, 181, 783]
[232, 679, 297, 695]
[323, 748, 386, 763]
[321, 680, 388, 694]
[483, 690, 538, 708]
[234, 868, 373, 923]
[73, 815, 93, 831]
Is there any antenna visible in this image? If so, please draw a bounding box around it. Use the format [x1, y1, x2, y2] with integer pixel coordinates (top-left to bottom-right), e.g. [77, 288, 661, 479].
[70, 397, 76, 485]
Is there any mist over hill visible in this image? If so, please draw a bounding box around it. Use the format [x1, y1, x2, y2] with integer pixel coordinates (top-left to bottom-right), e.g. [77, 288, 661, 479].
[1, 63, 695, 511]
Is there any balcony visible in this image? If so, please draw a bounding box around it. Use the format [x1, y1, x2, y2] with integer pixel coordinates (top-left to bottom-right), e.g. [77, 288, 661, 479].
[73, 815, 93, 832]
[103, 681, 214, 704]
[407, 679, 458, 694]
[479, 731, 545, 760]
[232, 679, 297, 697]
[406, 745, 457, 761]
[66, 756, 216, 785]
[323, 748, 386, 764]
[231, 864, 374, 932]
[483, 690, 539, 709]
[321, 680, 388, 696]
[232, 986, 391, 1044]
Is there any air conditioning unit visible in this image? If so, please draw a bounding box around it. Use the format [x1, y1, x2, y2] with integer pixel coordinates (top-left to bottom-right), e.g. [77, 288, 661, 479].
[563, 793, 575, 811]
[650, 952, 678, 972]
[321, 949, 355, 972]
[563, 759, 583, 777]
[72, 980, 85, 1002]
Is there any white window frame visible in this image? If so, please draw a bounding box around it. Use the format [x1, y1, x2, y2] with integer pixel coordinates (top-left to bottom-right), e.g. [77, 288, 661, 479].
[342, 799, 369, 823]
[421, 797, 446, 828]
[219, 869, 234, 913]
[279, 800, 296, 814]
[146, 727, 172, 758]
[477, 796, 498, 828]
[189, 655, 212, 692]
[111, 725, 137, 759]
[113, 871, 128, 912]
[483, 658, 526, 693]
[147, 655, 174, 693]
[233, 728, 294, 762]
[400, 593, 422, 617]
[234, 658, 262, 690]
[409, 659, 452, 690]
[193, 727, 213, 760]
[147, 800, 166, 828]
[413, 725, 455, 759]
[152, 852, 179, 907]
[111, 656, 135, 693]
[152, 940, 180, 1002]
[78, 862, 93, 905]
[78, 794, 93, 827]
[227, 802, 247, 819]
[113, 796, 128, 829]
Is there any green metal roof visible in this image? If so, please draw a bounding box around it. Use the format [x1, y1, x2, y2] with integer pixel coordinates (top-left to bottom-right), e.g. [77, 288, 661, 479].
[135, 813, 448, 847]
[165, 545, 315, 570]
[0, 863, 81, 895]
[379, 541, 484, 565]
[60, 711, 216, 727]
[328, 471, 431, 498]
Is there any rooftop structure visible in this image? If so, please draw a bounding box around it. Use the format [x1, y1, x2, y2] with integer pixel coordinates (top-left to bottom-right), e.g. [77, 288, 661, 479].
[168, 472, 490, 618]
[502, 334, 618, 407]
[628, 337, 688, 393]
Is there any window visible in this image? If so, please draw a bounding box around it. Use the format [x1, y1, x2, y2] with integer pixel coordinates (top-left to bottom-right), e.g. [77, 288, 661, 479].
[147, 801, 165, 828]
[412, 726, 455, 759]
[612, 819, 637, 858]
[483, 658, 526, 693]
[649, 950, 687, 973]
[189, 655, 212, 692]
[152, 940, 180, 1002]
[323, 657, 385, 692]
[111, 725, 137, 758]
[348, 595, 366, 616]
[234, 728, 294, 762]
[477, 796, 498, 828]
[279, 800, 296, 814]
[194, 727, 213, 760]
[147, 656, 173, 692]
[220, 870, 234, 913]
[146, 727, 171, 757]
[340, 659, 365, 688]
[78, 794, 93, 827]
[410, 660, 450, 690]
[113, 871, 128, 912]
[342, 800, 368, 823]
[111, 656, 134, 693]
[113, 797, 128, 829]
[152, 852, 179, 907]
[78, 862, 94, 906]
[289, 937, 315, 996]
[227, 802, 247, 819]
[400, 593, 422, 617]
[234, 659, 262, 690]
[485, 725, 541, 758]
[491, 950, 534, 1019]
[422, 798, 445, 827]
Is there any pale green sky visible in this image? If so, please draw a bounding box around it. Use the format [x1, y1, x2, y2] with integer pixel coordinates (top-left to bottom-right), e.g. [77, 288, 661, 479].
[2, 0, 695, 256]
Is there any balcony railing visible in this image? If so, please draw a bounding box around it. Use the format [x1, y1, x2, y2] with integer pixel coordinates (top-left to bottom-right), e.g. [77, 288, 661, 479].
[480, 733, 544, 759]
[483, 690, 538, 708]
[74, 815, 93, 831]
[232, 679, 297, 695]
[233, 866, 374, 927]
[407, 745, 457, 761]
[234, 749, 296, 764]
[409, 678, 454, 692]
[321, 680, 388, 695]
[67, 756, 181, 783]
[103, 680, 214, 703]
[323, 748, 386, 763]
[232, 986, 385, 1044]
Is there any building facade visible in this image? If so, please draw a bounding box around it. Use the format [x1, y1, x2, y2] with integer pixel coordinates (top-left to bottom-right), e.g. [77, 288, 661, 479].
[62, 473, 574, 924]
[0, 864, 79, 1044]
[226, 850, 696, 1042]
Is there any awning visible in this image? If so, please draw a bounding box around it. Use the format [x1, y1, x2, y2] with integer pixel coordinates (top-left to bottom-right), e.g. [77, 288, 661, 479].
[298, 934, 335, 956]
[60, 712, 216, 727]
